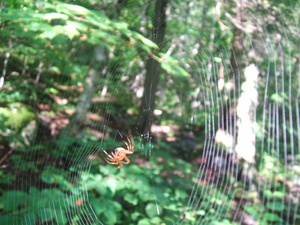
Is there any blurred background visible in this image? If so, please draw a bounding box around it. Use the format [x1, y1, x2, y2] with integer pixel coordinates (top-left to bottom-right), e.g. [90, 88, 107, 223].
[0, 0, 299, 224]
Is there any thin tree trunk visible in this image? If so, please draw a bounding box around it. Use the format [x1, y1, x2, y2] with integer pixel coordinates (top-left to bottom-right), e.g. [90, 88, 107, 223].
[229, 27, 245, 79]
[61, 46, 107, 139]
[139, 0, 168, 134]
[60, 69, 100, 138]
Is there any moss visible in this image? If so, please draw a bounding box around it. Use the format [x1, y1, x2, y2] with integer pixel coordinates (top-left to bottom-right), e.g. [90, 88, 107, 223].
[0, 103, 36, 131]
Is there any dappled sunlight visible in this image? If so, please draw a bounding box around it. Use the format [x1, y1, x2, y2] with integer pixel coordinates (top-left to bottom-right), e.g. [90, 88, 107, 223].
[0, 0, 299, 225]
[235, 64, 259, 163]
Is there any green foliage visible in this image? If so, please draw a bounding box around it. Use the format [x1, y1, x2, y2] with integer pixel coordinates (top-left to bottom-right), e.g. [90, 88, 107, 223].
[0, 0, 299, 225]
[0, 188, 69, 224]
[159, 53, 190, 77]
[0, 171, 16, 185]
[83, 148, 195, 224]
[0, 139, 199, 224]
[0, 104, 35, 131]
[40, 166, 76, 192]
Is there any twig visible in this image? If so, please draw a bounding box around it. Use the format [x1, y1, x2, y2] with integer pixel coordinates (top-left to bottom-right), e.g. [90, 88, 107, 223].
[0, 148, 14, 166]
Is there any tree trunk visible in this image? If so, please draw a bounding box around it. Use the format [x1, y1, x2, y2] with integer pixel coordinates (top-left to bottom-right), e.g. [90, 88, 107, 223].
[229, 27, 245, 79]
[60, 46, 107, 139]
[139, 0, 168, 134]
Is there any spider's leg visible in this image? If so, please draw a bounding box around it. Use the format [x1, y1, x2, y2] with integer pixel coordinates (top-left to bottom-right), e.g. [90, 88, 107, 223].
[125, 136, 134, 152]
[115, 162, 123, 169]
[103, 150, 113, 158]
[111, 151, 116, 158]
[104, 158, 116, 164]
[103, 152, 117, 162]
[104, 157, 114, 162]
[122, 156, 130, 164]
[124, 139, 130, 150]
[106, 161, 118, 165]
[128, 136, 133, 148]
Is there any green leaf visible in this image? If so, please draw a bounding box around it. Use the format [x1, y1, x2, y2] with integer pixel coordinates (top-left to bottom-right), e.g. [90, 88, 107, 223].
[266, 201, 286, 211]
[89, 197, 105, 215]
[104, 208, 118, 224]
[60, 21, 80, 39]
[159, 54, 190, 77]
[244, 206, 257, 215]
[134, 33, 158, 49]
[106, 177, 118, 195]
[262, 212, 282, 222]
[124, 193, 138, 205]
[39, 27, 59, 39]
[150, 217, 162, 225]
[22, 212, 37, 224]
[213, 57, 222, 63]
[39, 166, 75, 192]
[270, 92, 287, 103]
[35, 12, 69, 21]
[58, 3, 92, 16]
[0, 172, 16, 185]
[145, 202, 160, 218]
[37, 207, 67, 224]
[273, 191, 285, 198]
[137, 218, 151, 225]
[175, 189, 188, 200]
[131, 211, 142, 220]
[40, 172, 55, 184]
[0, 214, 19, 224]
[49, 66, 61, 74]
[2, 191, 29, 211]
[85, 15, 112, 31]
[47, 87, 59, 94]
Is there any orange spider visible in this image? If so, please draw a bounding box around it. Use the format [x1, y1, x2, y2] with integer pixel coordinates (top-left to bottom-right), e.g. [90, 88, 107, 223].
[103, 136, 134, 169]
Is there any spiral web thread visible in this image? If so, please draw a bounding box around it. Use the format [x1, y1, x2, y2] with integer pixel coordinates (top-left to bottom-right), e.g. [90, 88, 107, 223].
[1, 0, 300, 225]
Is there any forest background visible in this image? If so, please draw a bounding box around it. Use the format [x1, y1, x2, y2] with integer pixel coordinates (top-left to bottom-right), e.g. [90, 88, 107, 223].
[0, 0, 299, 225]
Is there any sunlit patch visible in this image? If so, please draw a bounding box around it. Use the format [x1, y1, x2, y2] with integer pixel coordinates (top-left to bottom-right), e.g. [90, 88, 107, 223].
[1, 1, 299, 225]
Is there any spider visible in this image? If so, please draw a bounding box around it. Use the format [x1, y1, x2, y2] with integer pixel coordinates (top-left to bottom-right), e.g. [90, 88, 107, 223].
[103, 136, 134, 169]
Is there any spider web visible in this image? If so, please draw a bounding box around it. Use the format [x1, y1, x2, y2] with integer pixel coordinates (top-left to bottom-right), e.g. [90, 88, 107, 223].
[1, 0, 300, 225]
